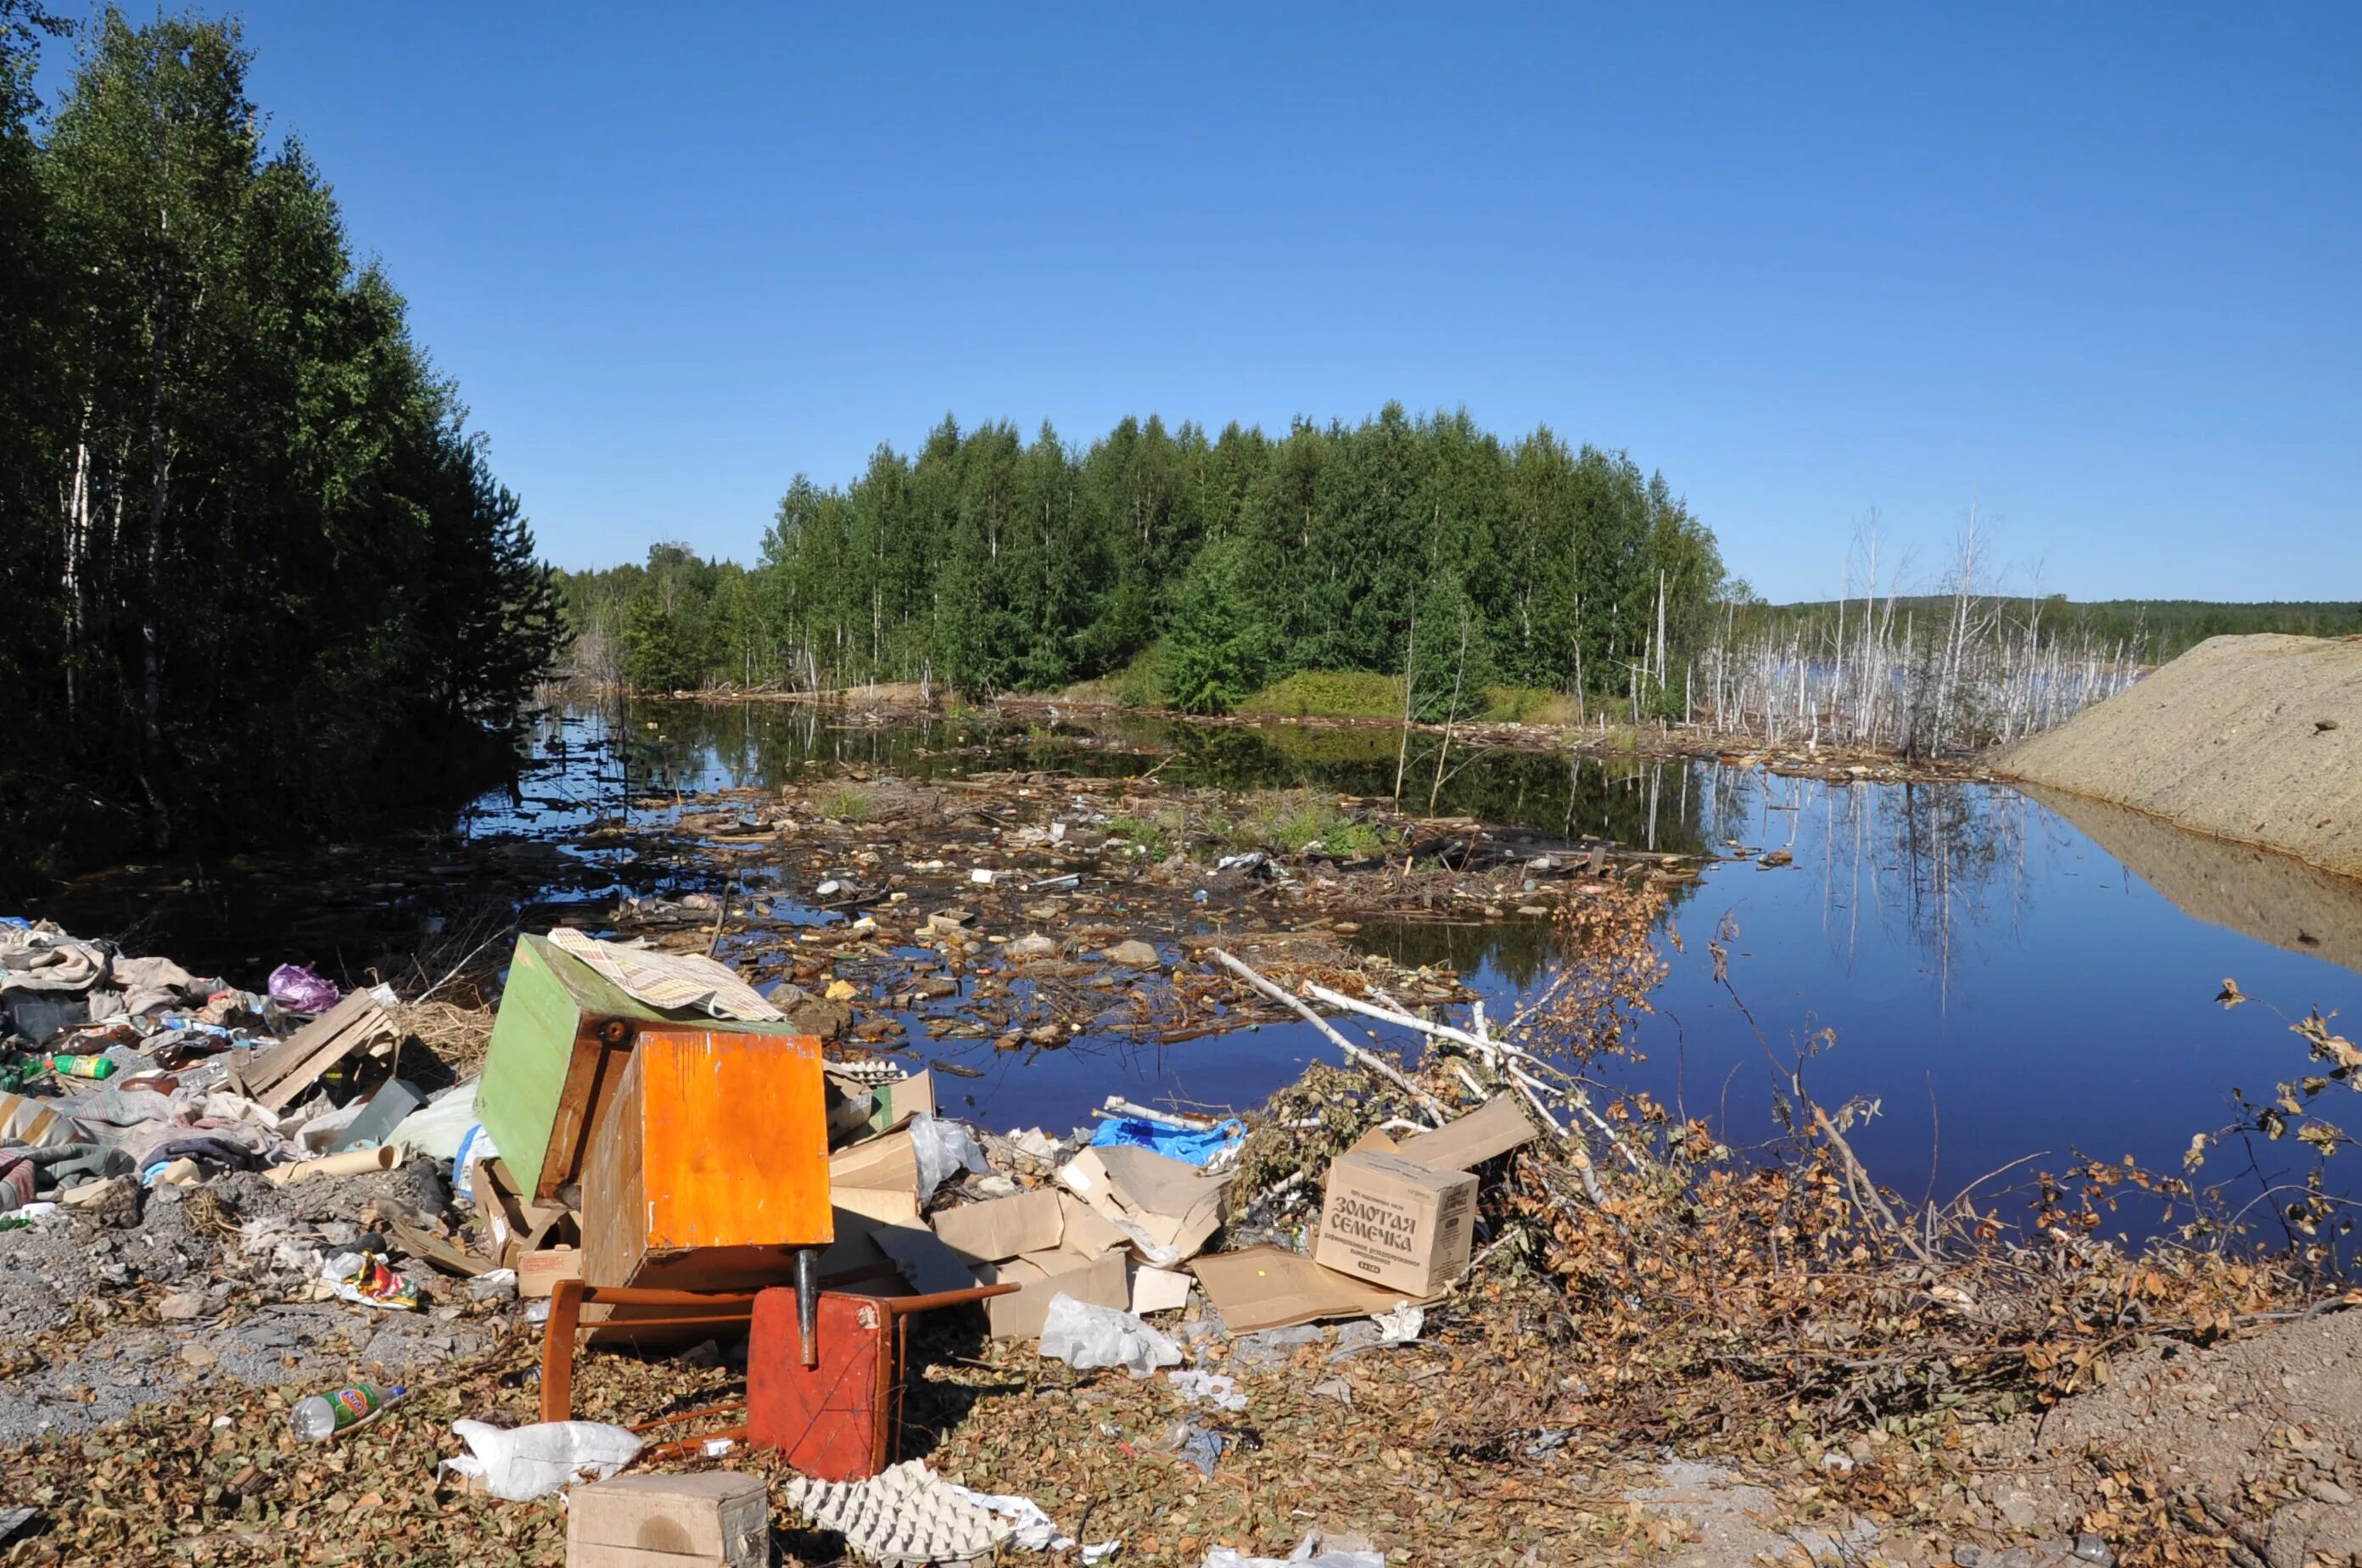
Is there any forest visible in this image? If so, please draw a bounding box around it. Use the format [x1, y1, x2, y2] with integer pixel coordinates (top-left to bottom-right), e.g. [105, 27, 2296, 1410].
[560, 407, 1730, 720]
[0, 6, 562, 882]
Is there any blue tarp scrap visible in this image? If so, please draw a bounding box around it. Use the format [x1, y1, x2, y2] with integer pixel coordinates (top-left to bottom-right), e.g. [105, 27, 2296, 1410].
[1089, 1114, 1246, 1167]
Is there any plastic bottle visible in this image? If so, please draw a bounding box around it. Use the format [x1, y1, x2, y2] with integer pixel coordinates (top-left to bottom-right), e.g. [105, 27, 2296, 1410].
[290, 1381, 404, 1442]
[49, 1054, 115, 1080]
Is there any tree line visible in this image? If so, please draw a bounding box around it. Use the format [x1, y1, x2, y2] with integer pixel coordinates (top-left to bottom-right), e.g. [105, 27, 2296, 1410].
[563, 406, 1732, 719]
[0, 6, 562, 882]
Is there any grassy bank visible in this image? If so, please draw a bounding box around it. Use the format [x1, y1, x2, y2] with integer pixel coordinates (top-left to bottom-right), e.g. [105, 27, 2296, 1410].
[1063, 654, 1582, 726]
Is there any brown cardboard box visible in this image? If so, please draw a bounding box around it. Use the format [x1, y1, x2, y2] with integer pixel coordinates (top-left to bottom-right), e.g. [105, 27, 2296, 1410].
[978, 1246, 1128, 1339]
[518, 1244, 585, 1299]
[827, 1126, 921, 1226]
[1313, 1150, 1477, 1296]
[927, 1186, 1064, 1263]
[1056, 1145, 1228, 1263]
[567, 1470, 767, 1568]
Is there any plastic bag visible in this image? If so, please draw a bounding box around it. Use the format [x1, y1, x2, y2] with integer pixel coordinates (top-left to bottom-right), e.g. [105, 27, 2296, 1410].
[438, 1419, 641, 1501]
[909, 1113, 988, 1200]
[267, 964, 341, 1015]
[451, 1120, 499, 1201]
[1038, 1292, 1182, 1378]
[1168, 1369, 1247, 1411]
[1202, 1532, 1384, 1568]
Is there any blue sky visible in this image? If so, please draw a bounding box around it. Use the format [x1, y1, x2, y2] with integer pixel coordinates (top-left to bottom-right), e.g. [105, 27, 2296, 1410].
[31, 3, 2361, 600]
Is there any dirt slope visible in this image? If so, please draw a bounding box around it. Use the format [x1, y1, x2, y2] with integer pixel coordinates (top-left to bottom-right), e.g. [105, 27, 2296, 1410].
[1995, 635, 2362, 880]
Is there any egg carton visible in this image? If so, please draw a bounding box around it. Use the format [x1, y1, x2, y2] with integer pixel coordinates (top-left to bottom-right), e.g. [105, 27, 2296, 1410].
[823, 1056, 910, 1087]
[781, 1460, 1005, 1568]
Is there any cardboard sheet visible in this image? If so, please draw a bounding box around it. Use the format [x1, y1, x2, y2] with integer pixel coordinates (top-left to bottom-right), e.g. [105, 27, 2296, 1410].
[1130, 1263, 1195, 1315]
[1058, 1144, 1228, 1261]
[1396, 1095, 1538, 1171]
[1189, 1244, 1420, 1333]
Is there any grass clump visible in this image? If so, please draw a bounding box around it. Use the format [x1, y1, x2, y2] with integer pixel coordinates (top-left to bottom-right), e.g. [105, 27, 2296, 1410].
[816, 784, 872, 822]
[1230, 789, 1385, 857]
[1103, 812, 1176, 860]
[1237, 670, 1405, 720]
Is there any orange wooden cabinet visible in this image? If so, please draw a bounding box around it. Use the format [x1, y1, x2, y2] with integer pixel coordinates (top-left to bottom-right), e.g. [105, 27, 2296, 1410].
[581, 1028, 835, 1293]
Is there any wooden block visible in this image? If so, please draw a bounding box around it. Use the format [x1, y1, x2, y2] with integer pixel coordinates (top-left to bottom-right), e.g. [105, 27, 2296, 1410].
[479, 934, 814, 1203]
[581, 1028, 833, 1293]
[568, 1471, 767, 1568]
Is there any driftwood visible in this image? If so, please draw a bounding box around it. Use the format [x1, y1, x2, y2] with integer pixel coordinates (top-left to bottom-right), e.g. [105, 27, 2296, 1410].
[1208, 949, 1445, 1125]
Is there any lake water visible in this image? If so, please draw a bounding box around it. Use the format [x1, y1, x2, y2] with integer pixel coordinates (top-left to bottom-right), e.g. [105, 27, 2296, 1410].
[469, 699, 2362, 1244]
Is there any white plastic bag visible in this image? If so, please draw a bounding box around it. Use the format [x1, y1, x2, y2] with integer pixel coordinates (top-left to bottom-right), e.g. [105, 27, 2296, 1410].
[909, 1113, 988, 1199]
[438, 1420, 641, 1501]
[1202, 1532, 1384, 1568]
[1038, 1292, 1182, 1378]
[389, 1080, 479, 1162]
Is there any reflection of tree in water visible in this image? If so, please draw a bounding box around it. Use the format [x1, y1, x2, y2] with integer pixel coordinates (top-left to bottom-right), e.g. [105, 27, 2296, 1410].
[1350, 917, 1563, 992]
[1693, 765, 2036, 1000]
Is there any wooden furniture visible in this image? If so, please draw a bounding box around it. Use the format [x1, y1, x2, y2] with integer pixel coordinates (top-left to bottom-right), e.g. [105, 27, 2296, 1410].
[475, 933, 815, 1203]
[540, 1279, 1010, 1478]
[746, 1284, 1013, 1481]
[580, 1025, 834, 1294]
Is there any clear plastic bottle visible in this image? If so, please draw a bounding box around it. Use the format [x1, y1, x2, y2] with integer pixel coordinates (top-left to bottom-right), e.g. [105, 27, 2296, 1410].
[290, 1381, 403, 1442]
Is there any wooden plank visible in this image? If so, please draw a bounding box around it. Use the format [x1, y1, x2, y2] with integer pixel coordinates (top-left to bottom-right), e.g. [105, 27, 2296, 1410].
[238, 991, 374, 1095]
[255, 1009, 392, 1112]
[389, 1219, 493, 1278]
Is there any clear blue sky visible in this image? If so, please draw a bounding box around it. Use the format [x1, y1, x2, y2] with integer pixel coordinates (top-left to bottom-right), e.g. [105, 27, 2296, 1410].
[32, 3, 2362, 601]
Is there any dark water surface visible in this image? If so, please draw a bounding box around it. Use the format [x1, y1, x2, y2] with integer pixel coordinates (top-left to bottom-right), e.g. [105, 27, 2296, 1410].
[41, 697, 2362, 1240]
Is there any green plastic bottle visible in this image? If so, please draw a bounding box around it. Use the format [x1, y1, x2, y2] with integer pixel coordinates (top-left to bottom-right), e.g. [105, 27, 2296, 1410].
[49, 1054, 115, 1080]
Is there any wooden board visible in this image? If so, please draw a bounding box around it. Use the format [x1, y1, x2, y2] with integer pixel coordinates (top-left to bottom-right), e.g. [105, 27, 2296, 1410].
[232, 991, 394, 1112]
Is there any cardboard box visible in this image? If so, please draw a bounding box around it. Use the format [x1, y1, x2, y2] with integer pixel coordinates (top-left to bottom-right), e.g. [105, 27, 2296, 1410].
[1313, 1150, 1476, 1296]
[978, 1246, 1128, 1340]
[518, 1244, 585, 1299]
[927, 1186, 1064, 1263]
[1056, 1145, 1229, 1263]
[567, 1470, 767, 1568]
[827, 1126, 921, 1226]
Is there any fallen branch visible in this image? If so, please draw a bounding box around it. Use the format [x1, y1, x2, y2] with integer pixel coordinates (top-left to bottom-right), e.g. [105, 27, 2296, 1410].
[1210, 949, 1445, 1124]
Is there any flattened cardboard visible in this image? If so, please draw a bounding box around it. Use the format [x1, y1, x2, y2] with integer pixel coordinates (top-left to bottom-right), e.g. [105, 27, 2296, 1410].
[1396, 1095, 1538, 1172]
[1189, 1245, 1419, 1333]
[927, 1187, 1064, 1263]
[1313, 1150, 1477, 1296]
[1055, 1192, 1128, 1258]
[1345, 1127, 1400, 1156]
[1130, 1263, 1195, 1315]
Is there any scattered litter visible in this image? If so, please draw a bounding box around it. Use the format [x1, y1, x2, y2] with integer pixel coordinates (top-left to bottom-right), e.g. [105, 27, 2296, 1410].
[1038, 1293, 1183, 1377]
[321, 1252, 423, 1312]
[1088, 1114, 1245, 1168]
[1167, 1369, 1247, 1411]
[1201, 1532, 1385, 1568]
[266, 963, 341, 1016]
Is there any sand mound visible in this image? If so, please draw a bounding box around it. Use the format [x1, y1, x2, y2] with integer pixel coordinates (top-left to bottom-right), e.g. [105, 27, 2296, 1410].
[1995, 635, 2362, 880]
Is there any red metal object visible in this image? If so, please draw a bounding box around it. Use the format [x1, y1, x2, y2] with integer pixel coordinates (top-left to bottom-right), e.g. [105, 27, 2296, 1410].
[747, 1285, 1011, 1481]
